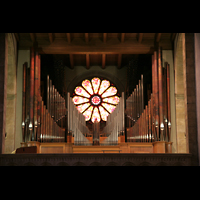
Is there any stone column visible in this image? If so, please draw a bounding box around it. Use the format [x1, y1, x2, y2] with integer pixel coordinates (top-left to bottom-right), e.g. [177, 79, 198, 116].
[185, 33, 198, 166]
[174, 33, 187, 153]
[162, 50, 177, 153]
[195, 33, 200, 166]
[0, 33, 8, 154]
[5, 33, 17, 153]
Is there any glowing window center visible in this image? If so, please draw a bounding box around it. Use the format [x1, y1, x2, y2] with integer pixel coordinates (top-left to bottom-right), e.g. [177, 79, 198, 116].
[91, 96, 101, 105]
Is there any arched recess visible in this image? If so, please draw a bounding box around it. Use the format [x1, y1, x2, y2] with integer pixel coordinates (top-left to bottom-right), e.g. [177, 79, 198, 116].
[67, 69, 125, 97]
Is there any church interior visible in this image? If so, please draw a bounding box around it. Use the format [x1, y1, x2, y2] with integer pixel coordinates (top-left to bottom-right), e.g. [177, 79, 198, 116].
[0, 33, 199, 166]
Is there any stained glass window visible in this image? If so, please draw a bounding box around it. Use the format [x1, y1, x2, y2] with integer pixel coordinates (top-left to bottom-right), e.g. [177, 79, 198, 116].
[72, 77, 120, 122]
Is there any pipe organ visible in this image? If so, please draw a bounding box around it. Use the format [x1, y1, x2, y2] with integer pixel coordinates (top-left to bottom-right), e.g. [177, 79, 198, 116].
[67, 93, 92, 145]
[126, 47, 171, 143]
[21, 48, 66, 143]
[21, 46, 171, 151]
[101, 92, 125, 145]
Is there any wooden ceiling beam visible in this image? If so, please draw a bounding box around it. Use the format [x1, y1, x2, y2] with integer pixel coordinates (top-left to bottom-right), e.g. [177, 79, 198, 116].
[85, 33, 89, 43]
[103, 33, 107, 43]
[66, 33, 71, 43]
[14, 33, 19, 42]
[48, 33, 54, 43]
[137, 33, 143, 43]
[21, 38, 172, 54]
[155, 33, 162, 42]
[171, 33, 177, 42]
[69, 54, 74, 69]
[102, 54, 106, 69]
[117, 54, 122, 68]
[30, 33, 36, 42]
[86, 54, 90, 69]
[121, 33, 125, 42]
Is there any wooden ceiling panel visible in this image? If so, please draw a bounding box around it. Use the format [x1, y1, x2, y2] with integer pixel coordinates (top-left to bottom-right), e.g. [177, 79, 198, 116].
[89, 33, 102, 39]
[35, 33, 49, 38]
[73, 54, 86, 66]
[54, 33, 67, 38]
[107, 33, 120, 39]
[125, 33, 137, 39]
[90, 54, 102, 66]
[106, 54, 118, 65]
[71, 33, 84, 39]
[143, 33, 155, 40]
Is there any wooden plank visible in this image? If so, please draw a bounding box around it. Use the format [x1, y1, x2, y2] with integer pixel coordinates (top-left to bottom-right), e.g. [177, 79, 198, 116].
[156, 33, 162, 42]
[33, 38, 160, 54]
[66, 33, 71, 43]
[48, 33, 54, 43]
[121, 33, 125, 42]
[137, 33, 143, 43]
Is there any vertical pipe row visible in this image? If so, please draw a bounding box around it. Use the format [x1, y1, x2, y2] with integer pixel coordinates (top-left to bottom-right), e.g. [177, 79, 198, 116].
[127, 48, 171, 143]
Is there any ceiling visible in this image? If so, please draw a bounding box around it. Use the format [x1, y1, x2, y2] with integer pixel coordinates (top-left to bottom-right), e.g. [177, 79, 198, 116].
[14, 33, 176, 69]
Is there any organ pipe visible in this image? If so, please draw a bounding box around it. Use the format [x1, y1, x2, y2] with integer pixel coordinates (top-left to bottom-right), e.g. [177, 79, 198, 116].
[126, 48, 171, 143]
[22, 48, 67, 143]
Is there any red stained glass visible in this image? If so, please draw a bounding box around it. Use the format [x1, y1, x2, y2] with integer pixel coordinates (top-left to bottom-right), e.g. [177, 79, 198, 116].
[82, 79, 93, 95]
[91, 78, 100, 94]
[73, 77, 119, 122]
[101, 86, 117, 98]
[91, 107, 101, 123]
[75, 86, 90, 98]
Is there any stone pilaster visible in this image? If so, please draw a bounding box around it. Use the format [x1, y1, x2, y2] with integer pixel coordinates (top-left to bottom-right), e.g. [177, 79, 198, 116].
[0, 33, 8, 154]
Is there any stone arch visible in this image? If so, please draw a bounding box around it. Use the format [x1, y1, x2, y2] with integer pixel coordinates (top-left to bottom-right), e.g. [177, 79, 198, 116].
[67, 69, 125, 96]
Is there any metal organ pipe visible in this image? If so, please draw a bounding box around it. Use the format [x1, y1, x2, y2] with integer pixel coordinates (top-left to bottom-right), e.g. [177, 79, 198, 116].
[126, 49, 172, 143]
[21, 48, 67, 143]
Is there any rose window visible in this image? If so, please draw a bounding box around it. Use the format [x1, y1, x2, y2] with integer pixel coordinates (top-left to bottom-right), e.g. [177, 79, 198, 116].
[72, 77, 120, 123]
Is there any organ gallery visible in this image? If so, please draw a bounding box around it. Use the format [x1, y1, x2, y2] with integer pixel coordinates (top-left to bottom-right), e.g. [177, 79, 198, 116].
[0, 33, 199, 166]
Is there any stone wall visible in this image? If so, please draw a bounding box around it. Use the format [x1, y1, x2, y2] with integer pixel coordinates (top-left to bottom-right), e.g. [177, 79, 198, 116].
[5, 33, 17, 153]
[174, 33, 188, 153]
[185, 33, 198, 166]
[194, 33, 200, 166]
[0, 33, 8, 154]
